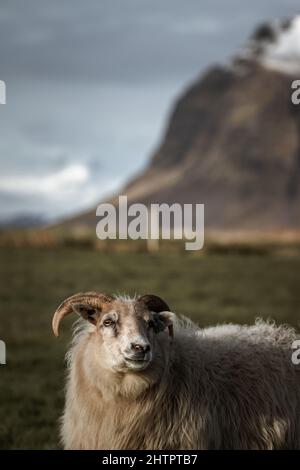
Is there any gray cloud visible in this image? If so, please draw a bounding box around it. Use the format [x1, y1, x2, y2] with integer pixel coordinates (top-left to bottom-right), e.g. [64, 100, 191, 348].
[1, 0, 298, 84]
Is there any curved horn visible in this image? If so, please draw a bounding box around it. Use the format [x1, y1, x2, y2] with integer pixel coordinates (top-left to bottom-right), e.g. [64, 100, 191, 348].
[138, 294, 170, 313]
[138, 294, 174, 338]
[52, 292, 114, 337]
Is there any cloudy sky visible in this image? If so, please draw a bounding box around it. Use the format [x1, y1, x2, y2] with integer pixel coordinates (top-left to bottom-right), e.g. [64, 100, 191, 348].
[0, 0, 299, 223]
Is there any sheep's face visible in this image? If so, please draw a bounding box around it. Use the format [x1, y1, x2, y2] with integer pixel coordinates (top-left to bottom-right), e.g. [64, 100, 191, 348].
[96, 298, 173, 372]
[52, 293, 174, 374]
[76, 296, 174, 373]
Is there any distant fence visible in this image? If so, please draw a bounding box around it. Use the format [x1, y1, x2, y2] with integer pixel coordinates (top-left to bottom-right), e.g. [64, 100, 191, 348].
[1, 228, 300, 256]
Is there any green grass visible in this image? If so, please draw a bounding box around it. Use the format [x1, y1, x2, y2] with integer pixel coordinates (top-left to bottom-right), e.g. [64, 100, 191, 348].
[1, 247, 300, 449]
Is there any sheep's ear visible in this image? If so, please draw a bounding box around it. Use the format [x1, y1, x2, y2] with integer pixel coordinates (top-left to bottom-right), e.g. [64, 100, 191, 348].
[72, 303, 101, 325]
[155, 311, 176, 339]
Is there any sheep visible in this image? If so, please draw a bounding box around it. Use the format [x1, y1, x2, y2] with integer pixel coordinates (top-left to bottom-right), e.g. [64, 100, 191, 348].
[52, 292, 300, 450]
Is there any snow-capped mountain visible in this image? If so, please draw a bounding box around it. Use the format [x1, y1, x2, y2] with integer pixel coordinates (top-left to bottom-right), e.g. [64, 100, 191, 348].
[237, 16, 300, 75]
[66, 17, 300, 231]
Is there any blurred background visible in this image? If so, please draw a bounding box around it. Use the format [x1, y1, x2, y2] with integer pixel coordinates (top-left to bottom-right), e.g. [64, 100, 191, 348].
[1, 0, 300, 449]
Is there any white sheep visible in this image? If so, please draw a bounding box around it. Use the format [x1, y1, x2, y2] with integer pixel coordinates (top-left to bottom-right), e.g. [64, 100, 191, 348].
[52, 292, 300, 449]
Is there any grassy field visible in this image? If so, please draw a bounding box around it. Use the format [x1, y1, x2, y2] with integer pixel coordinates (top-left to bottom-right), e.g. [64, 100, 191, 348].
[1, 246, 300, 449]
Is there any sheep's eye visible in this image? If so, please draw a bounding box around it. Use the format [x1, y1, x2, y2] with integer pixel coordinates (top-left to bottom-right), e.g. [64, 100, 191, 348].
[103, 318, 115, 327]
[148, 319, 155, 329]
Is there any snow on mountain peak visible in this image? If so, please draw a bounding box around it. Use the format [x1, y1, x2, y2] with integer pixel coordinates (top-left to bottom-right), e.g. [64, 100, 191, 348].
[236, 16, 300, 75]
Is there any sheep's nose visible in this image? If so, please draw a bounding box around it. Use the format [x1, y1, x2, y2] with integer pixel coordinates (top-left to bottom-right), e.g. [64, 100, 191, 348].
[130, 342, 150, 354]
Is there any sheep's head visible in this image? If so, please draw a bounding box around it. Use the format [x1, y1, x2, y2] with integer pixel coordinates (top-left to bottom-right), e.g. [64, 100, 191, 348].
[52, 292, 174, 372]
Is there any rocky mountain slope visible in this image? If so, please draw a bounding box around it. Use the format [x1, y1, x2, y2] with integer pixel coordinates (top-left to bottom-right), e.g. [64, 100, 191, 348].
[69, 17, 300, 230]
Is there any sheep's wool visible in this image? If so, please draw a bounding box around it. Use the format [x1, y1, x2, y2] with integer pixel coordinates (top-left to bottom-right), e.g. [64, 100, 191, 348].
[60, 300, 300, 450]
